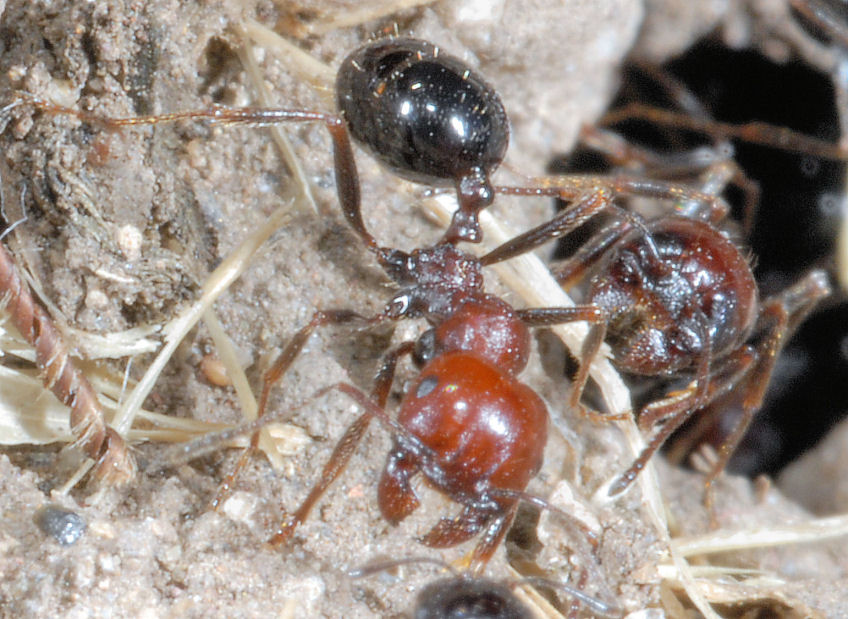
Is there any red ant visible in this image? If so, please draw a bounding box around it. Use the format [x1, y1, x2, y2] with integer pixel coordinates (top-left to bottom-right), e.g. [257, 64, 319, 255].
[12, 36, 829, 568]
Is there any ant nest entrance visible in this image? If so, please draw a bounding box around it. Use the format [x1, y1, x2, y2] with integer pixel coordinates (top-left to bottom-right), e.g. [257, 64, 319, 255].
[0, 1, 846, 618]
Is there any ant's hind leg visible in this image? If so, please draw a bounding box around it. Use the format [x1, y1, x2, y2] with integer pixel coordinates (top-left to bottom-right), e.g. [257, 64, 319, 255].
[517, 306, 628, 423]
[600, 102, 848, 161]
[608, 346, 758, 499]
[269, 341, 416, 546]
[609, 266, 824, 503]
[210, 309, 367, 510]
[467, 507, 517, 575]
[702, 270, 831, 508]
[419, 505, 489, 552]
[15, 93, 381, 250]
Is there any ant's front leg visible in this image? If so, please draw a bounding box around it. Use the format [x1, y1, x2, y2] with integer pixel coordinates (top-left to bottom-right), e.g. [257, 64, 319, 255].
[483, 172, 729, 269]
[13, 93, 382, 251]
[577, 123, 757, 227]
[600, 102, 848, 161]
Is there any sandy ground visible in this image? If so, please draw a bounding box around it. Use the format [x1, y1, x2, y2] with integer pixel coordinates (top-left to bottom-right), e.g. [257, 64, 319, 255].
[0, 1, 847, 617]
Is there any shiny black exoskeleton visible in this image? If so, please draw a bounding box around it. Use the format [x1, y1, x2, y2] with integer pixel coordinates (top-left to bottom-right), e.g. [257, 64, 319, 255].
[414, 577, 531, 619]
[337, 38, 509, 242]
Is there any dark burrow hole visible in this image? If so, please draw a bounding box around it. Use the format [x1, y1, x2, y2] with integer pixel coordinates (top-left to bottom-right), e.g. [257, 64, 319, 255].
[550, 38, 848, 478]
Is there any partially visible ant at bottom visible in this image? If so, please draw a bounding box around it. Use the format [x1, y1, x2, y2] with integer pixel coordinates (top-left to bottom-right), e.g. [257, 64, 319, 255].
[348, 556, 620, 619]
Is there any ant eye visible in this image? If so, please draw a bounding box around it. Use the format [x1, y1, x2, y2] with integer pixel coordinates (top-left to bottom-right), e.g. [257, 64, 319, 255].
[388, 293, 412, 317]
[415, 375, 439, 399]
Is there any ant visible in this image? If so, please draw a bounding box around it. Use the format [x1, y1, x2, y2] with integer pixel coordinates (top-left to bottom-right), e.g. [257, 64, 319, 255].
[348, 556, 620, 618]
[11, 36, 829, 568]
[414, 577, 535, 619]
[520, 60, 837, 502]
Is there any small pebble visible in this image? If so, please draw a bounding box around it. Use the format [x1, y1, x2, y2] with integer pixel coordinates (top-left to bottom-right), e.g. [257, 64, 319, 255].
[34, 504, 87, 546]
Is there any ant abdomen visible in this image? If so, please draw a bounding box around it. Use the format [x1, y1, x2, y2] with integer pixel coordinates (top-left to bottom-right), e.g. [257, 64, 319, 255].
[336, 38, 508, 186]
[336, 37, 509, 236]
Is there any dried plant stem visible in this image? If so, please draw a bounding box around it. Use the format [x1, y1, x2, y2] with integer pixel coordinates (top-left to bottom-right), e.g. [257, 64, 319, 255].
[0, 241, 135, 483]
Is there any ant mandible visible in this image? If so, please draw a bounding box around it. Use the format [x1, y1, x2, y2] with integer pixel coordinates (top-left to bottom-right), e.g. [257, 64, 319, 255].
[13, 37, 818, 564]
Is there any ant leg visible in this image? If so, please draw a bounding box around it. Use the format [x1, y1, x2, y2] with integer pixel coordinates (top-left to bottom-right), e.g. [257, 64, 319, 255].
[608, 347, 758, 498]
[579, 124, 744, 226]
[700, 157, 760, 232]
[269, 341, 416, 546]
[611, 267, 823, 502]
[378, 448, 422, 525]
[496, 173, 729, 229]
[550, 221, 632, 290]
[791, 0, 848, 47]
[580, 123, 728, 175]
[211, 309, 368, 510]
[15, 94, 381, 250]
[600, 102, 848, 161]
[580, 59, 773, 227]
[565, 568, 589, 619]
[484, 181, 671, 268]
[419, 505, 490, 551]
[569, 323, 611, 421]
[518, 307, 628, 423]
[702, 271, 831, 507]
[678, 335, 717, 424]
[467, 507, 518, 575]
[487, 487, 612, 597]
[480, 189, 611, 266]
[638, 346, 755, 433]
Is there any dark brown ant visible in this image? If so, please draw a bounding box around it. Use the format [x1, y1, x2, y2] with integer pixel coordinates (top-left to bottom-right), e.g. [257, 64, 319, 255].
[348, 556, 620, 618]
[501, 62, 837, 503]
[415, 577, 533, 619]
[11, 36, 829, 567]
[550, 214, 829, 500]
